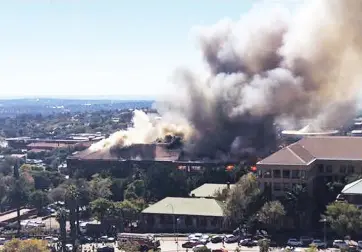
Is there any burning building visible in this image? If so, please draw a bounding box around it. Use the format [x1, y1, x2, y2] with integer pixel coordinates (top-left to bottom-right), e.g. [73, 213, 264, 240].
[69, 0, 362, 175]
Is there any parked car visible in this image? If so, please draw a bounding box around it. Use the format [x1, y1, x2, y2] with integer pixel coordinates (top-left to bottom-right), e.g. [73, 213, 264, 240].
[65, 244, 73, 252]
[182, 239, 203, 248]
[80, 236, 93, 244]
[225, 235, 239, 244]
[333, 240, 348, 249]
[188, 233, 203, 240]
[239, 238, 258, 247]
[310, 239, 326, 248]
[300, 236, 313, 246]
[357, 240, 362, 249]
[287, 238, 302, 247]
[211, 235, 224, 243]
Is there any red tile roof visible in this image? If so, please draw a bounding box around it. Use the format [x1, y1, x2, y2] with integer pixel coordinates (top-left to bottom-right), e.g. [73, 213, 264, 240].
[258, 136, 362, 165]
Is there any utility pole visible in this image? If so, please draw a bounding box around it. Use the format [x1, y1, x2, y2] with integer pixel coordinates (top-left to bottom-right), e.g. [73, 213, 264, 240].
[13, 159, 21, 237]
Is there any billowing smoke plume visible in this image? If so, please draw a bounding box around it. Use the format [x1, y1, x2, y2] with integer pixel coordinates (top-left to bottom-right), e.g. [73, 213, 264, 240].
[92, 0, 362, 160]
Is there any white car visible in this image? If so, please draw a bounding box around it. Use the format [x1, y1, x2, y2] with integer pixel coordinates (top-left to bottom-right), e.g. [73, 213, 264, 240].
[287, 238, 302, 247]
[358, 240, 362, 249]
[65, 244, 73, 251]
[188, 233, 203, 240]
[0, 238, 6, 245]
[333, 240, 347, 248]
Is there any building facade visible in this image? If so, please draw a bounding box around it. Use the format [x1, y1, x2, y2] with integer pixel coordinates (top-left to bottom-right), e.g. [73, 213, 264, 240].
[257, 136, 362, 198]
[141, 197, 227, 232]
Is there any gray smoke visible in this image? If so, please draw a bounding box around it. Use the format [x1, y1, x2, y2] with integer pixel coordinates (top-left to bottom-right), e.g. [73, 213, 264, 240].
[156, 0, 362, 160]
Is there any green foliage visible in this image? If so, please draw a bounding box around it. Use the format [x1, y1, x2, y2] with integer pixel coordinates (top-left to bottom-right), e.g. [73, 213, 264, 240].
[193, 246, 211, 252]
[257, 200, 286, 229]
[324, 201, 362, 236]
[118, 240, 140, 252]
[1, 238, 49, 252]
[29, 190, 51, 212]
[224, 173, 262, 228]
[258, 239, 270, 252]
[305, 244, 318, 252]
[89, 175, 112, 200]
[90, 198, 114, 222]
[124, 179, 145, 200]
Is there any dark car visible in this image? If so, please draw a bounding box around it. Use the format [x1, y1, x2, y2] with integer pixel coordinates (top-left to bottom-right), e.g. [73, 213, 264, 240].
[239, 238, 258, 247]
[210, 235, 224, 244]
[225, 235, 239, 244]
[80, 236, 93, 244]
[182, 240, 203, 248]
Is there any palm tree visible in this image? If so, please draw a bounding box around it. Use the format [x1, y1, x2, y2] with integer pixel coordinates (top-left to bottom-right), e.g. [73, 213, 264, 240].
[56, 208, 67, 252]
[65, 185, 79, 252]
[283, 184, 310, 230]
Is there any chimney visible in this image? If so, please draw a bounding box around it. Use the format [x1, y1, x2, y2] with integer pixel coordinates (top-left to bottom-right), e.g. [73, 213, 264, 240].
[227, 182, 230, 189]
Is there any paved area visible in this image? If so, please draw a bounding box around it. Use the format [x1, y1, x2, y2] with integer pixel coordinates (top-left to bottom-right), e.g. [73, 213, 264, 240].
[0, 209, 32, 223]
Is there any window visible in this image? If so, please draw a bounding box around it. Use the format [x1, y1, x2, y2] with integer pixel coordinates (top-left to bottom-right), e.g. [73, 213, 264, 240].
[348, 165, 355, 174]
[273, 169, 281, 178]
[263, 169, 272, 178]
[291, 170, 299, 179]
[300, 170, 307, 179]
[318, 164, 324, 173]
[326, 165, 332, 173]
[283, 183, 290, 191]
[283, 170, 290, 179]
[199, 217, 207, 226]
[340, 165, 347, 173]
[274, 183, 281, 191]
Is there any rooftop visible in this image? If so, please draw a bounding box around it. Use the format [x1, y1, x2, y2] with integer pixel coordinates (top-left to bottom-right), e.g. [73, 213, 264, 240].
[341, 179, 362, 195]
[27, 142, 71, 149]
[189, 183, 235, 198]
[71, 143, 181, 162]
[141, 197, 224, 217]
[258, 136, 362, 166]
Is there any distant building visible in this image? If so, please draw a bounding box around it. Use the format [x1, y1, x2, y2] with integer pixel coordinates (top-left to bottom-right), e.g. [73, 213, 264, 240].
[141, 197, 227, 233]
[257, 136, 362, 198]
[337, 179, 362, 209]
[189, 183, 235, 198]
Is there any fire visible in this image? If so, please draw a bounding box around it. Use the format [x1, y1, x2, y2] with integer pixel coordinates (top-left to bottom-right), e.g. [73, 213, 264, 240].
[226, 165, 234, 171]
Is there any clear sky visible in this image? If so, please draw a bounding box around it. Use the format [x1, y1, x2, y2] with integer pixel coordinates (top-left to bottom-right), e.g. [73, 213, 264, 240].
[0, 0, 296, 99]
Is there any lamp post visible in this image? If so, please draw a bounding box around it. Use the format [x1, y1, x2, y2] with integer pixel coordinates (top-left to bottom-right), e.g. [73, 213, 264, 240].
[166, 204, 176, 243]
[320, 218, 327, 246]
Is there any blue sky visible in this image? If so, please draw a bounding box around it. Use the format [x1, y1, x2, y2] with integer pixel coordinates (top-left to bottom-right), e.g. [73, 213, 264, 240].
[0, 0, 295, 99]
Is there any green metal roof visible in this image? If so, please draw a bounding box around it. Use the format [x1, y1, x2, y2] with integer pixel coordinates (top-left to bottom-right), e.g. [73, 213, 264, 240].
[141, 197, 225, 217]
[189, 183, 235, 198]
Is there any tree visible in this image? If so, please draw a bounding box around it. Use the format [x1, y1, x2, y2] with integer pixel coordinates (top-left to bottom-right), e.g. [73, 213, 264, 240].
[258, 238, 271, 252]
[65, 185, 79, 252]
[224, 173, 262, 229]
[257, 201, 285, 231]
[124, 179, 145, 200]
[324, 201, 362, 236]
[89, 175, 112, 200]
[283, 184, 310, 230]
[56, 208, 67, 252]
[29, 190, 51, 213]
[90, 198, 114, 223]
[118, 240, 140, 252]
[1, 238, 48, 252]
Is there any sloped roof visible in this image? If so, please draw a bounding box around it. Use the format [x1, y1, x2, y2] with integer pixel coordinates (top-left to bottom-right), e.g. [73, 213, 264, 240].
[341, 179, 362, 195]
[142, 197, 224, 217]
[258, 136, 362, 166]
[71, 144, 180, 161]
[189, 183, 235, 198]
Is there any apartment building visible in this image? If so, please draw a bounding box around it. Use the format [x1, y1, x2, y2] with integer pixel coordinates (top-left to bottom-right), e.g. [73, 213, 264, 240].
[256, 136, 362, 198]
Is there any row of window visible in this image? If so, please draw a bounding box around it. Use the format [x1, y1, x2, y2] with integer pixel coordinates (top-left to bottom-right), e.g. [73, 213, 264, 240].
[259, 169, 306, 179]
[317, 164, 355, 174]
[264, 182, 306, 192]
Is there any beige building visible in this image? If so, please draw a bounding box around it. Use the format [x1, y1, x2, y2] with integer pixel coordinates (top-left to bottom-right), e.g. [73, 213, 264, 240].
[141, 197, 227, 232]
[257, 136, 362, 198]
